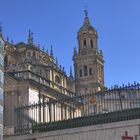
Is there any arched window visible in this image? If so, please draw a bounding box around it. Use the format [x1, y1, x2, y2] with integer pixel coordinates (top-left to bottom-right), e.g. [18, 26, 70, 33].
[55, 75, 60, 84]
[89, 68, 92, 75]
[4, 55, 8, 66]
[84, 65, 88, 76]
[84, 40, 86, 46]
[90, 40, 93, 48]
[79, 69, 82, 77]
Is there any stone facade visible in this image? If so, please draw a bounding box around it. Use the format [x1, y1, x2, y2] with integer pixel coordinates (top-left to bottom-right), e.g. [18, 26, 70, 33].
[4, 119, 140, 140]
[3, 11, 104, 132]
[0, 28, 4, 139]
[4, 38, 75, 128]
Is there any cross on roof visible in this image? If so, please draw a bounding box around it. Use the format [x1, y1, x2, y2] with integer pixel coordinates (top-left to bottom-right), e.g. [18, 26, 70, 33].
[84, 6, 88, 17]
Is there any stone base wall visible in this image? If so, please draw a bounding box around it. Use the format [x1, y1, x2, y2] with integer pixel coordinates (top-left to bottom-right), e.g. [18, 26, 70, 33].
[4, 119, 140, 140]
[136, 135, 140, 140]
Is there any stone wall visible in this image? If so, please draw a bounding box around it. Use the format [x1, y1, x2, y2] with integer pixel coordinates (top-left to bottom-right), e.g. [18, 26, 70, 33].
[136, 135, 140, 140]
[4, 119, 140, 140]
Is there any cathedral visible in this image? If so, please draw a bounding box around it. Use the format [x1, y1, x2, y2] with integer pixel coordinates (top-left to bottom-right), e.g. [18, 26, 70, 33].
[4, 11, 104, 132]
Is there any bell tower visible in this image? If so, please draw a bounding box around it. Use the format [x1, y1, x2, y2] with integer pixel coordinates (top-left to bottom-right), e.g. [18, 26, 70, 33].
[73, 10, 104, 94]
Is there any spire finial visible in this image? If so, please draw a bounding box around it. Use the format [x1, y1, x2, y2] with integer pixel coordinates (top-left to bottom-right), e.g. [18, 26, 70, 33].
[83, 7, 90, 25]
[0, 23, 2, 34]
[50, 45, 54, 57]
[28, 30, 33, 45]
[28, 30, 31, 44]
[70, 66, 73, 77]
[38, 44, 40, 49]
[43, 46, 45, 51]
[73, 47, 77, 56]
[63, 67, 65, 72]
[11, 39, 13, 44]
[69, 66, 74, 79]
[7, 36, 9, 42]
[56, 57, 58, 67]
[31, 32, 34, 44]
[84, 6, 88, 17]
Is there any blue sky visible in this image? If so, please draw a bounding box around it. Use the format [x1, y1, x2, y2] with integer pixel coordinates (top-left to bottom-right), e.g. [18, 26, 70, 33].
[0, 0, 140, 87]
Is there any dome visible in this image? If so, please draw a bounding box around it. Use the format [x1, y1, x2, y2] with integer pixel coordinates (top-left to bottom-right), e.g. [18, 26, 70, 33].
[78, 12, 97, 35]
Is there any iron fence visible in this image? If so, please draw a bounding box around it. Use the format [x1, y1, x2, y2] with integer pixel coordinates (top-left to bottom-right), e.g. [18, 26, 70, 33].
[15, 82, 140, 135]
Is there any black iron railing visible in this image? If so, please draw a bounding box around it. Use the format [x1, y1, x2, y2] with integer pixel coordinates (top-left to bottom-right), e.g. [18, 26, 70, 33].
[31, 108, 140, 133]
[14, 82, 140, 135]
